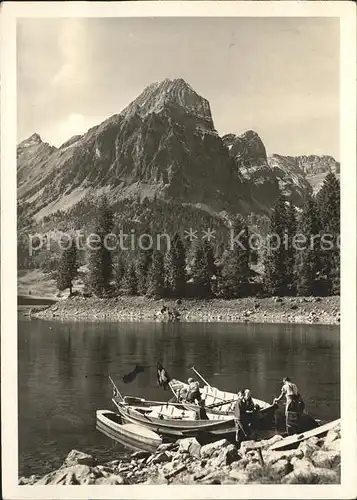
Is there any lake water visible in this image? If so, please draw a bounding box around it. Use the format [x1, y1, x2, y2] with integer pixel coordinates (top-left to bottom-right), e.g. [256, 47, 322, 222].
[18, 311, 340, 477]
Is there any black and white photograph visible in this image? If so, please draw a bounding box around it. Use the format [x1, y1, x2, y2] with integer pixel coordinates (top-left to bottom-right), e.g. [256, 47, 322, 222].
[1, 1, 356, 499]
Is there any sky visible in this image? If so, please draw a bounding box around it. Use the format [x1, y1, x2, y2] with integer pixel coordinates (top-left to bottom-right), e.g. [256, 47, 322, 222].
[17, 17, 340, 159]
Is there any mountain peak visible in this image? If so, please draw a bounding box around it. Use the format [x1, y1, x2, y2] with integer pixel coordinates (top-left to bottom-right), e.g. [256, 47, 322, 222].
[122, 77, 214, 130]
[19, 133, 43, 147]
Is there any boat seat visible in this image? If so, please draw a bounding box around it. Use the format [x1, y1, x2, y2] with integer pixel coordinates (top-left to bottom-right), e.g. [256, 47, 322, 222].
[147, 404, 196, 420]
[201, 386, 237, 412]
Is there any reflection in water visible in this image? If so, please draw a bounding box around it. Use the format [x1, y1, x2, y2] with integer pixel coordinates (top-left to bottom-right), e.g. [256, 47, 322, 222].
[18, 314, 339, 477]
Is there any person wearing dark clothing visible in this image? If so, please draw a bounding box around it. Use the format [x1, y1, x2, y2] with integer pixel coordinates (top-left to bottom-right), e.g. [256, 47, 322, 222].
[244, 389, 260, 429]
[156, 362, 171, 391]
[195, 400, 209, 420]
[234, 391, 249, 445]
[186, 378, 202, 403]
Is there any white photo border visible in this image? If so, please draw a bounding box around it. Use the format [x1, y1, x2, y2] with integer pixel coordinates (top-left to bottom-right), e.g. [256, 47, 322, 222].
[1, 1, 356, 499]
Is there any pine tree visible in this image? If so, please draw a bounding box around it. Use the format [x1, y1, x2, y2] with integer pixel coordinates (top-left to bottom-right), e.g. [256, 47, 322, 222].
[146, 250, 165, 298]
[285, 203, 297, 295]
[264, 195, 288, 296]
[316, 172, 340, 295]
[296, 194, 322, 296]
[56, 237, 78, 295]
[191, 239, 215, 298]
[165, 233, 186, 297]
[87, 198, 114, 297]
[317, 172, 340, 233]
[218, 216, 250, 298]
[114, 255, 126, 293]
[136, 234, 153, 295]
[123, 260, 138, 296]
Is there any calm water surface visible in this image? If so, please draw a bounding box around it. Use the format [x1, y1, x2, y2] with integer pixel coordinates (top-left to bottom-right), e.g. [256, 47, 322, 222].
[18, 312, 340, 477]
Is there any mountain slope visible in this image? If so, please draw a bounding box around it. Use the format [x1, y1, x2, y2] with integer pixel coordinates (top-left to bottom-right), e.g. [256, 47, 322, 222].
[17, 78, 339, 230]
[18, 79, 256, 223]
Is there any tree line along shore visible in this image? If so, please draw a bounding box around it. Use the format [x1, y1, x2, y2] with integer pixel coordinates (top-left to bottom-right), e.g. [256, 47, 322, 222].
[26, 173, 339, 303]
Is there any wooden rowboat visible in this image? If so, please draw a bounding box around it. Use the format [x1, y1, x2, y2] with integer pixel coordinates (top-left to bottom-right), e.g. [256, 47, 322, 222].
[96, 409, 162, 453]
[112, 398, 236, 439]
[169, 378, 277, 430]
[268, 418, 341, 451]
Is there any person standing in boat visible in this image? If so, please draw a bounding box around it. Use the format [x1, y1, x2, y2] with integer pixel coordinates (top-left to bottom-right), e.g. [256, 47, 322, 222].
[273, 377, 305, 435]
[186, 378, 202, 403]
[234, 390, 249, 446]
[156, 362, 171, 391]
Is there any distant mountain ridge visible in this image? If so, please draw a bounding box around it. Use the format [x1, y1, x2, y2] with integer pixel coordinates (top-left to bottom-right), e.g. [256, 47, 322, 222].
[17, 78, 340, 227]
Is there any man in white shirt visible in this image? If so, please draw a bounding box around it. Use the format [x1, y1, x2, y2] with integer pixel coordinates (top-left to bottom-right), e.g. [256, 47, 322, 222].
[273, 377, 305, 435]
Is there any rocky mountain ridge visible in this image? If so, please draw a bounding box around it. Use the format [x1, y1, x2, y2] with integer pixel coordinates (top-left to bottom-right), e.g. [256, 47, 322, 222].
[17, 78, 340, 226]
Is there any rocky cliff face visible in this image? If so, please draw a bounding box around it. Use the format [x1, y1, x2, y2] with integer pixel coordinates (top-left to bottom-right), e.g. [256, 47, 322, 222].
[222, 131, 312, 207]
[268, 154, 340, 194]
[17, 134, 57, 199]
[18, 79, 252, 222]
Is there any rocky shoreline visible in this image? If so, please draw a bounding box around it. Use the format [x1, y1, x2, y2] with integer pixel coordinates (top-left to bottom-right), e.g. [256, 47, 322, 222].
[30, 295, 340, 325]
[19, 421, 341, 485]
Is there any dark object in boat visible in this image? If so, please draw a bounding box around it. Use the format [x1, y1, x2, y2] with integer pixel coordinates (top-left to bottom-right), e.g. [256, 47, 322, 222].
[156, 362, 171, 390]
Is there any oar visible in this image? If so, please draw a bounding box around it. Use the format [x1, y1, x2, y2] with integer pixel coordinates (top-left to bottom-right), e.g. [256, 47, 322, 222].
[206, 398, 237, 410]
[191, 366, 211, 387]
[191, 366, 236, 405]
[124, 396, 190, 409]
[108, 375, 124, 402]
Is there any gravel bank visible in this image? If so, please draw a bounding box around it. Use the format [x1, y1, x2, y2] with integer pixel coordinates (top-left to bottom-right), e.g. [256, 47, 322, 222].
[31, 296, 340, 325]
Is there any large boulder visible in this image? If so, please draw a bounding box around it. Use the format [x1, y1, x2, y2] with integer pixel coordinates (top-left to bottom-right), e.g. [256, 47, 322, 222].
[244, 462, 265, 480]
[270, 458, 293, 478]
[323, 430, 339, 449]
[198, 470, 228, 484]
[200, 439, 230, 458]
[177, 437, 201, 458]
[209, 443, 240, 467]
[131, 451, 151, 460]
[326, 438, 340, 452]
[150, 451, 171, 465]
[157, 442, 179, 453]
[262, 434, 284, 449]
[311, 450, 340, 469]
[162, 463, 187, 480]
[62, 449, 97, 468]
[36, 465, 92, 485]
[239, 440, 259, 455]
[281, 466, 339, 484]
[263, 449, 300, 466]
[291, 457, 314, 470]
[143, 473, 168, 485]
[94, 475, 126, 485]
[298, 440, 320, 459]
[229, 469, 250, 483]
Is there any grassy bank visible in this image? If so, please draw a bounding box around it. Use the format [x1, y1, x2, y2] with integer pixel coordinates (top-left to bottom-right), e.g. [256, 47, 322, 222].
[32, 295, 340, 325]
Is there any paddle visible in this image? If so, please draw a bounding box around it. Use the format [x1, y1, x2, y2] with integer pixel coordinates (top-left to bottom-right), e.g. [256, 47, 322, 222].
[109, 375, 124, 402]
[206, 398, 237, 410]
